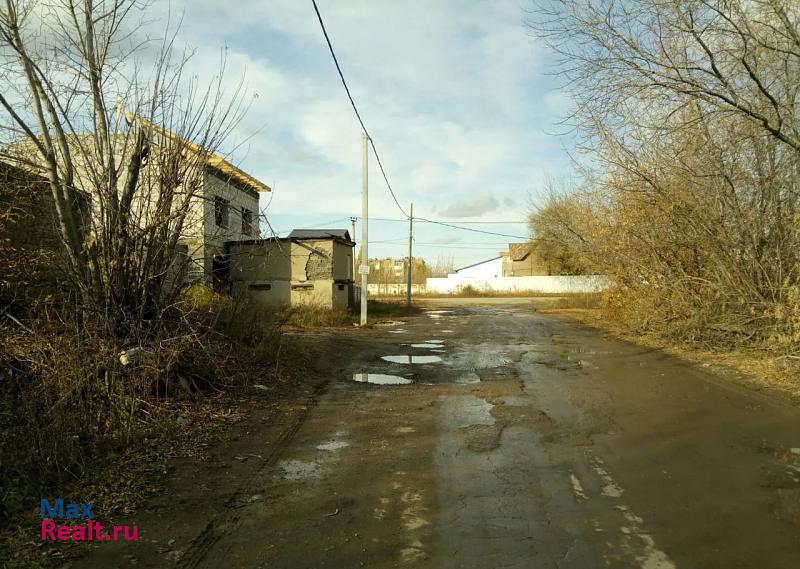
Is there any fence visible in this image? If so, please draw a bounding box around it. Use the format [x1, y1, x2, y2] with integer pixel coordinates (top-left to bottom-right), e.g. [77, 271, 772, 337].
[367, 283, 427, 296]
[425, 275, 611, 295]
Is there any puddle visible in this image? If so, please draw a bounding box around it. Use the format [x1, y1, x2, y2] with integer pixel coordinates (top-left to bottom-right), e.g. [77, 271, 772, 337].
[410, 343, 443, 349]
[353, 373, 413, 385]
[449, 346, 511, 369]
[447, 396, 495, 428]
[426, 310, 453, 320]
[316, 440, 349, 452]
[427, 339, 444, 343]
[279, 459, 321, 481]
[382, 355, 443, 364]
[441, 330, 454, 333]
[530, 352, 583, 370]
[456, 372, 481, 384]
[388, 329, 407, 334]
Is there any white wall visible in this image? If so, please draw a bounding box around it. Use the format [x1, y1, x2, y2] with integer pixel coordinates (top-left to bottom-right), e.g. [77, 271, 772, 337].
[456, 257, 503, 278]
[425, 275, 611, 294]
[367, 283, 426, 296]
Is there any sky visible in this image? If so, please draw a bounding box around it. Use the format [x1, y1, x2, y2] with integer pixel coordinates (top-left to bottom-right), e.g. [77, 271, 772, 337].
[159, 0, 575, 268]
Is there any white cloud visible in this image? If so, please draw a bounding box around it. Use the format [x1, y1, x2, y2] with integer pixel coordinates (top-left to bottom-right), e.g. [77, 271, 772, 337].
[436, 193, 500, 218]
[138, 0, 570, 261]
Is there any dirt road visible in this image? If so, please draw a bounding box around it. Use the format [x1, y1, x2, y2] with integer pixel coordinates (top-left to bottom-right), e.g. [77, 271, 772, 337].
[81, 299, 800, 568]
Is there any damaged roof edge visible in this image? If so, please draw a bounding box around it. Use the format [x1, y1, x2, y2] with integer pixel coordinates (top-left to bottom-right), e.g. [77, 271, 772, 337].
[225, 234, 355, 250]
[125, 111, 271, 194]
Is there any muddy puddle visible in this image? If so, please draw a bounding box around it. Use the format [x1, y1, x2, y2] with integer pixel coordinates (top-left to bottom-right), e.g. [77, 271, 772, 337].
[426, 310, 454, 320]
[316, 440, 349, 451]
[352, 373, 413, 385]
[456, 372, 481, 384]
[381, 355, 443, 364]
[409, 343, 444, 349]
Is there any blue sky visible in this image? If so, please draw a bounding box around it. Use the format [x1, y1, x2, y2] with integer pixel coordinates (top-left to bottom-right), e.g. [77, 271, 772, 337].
[163, 0, 575, 268]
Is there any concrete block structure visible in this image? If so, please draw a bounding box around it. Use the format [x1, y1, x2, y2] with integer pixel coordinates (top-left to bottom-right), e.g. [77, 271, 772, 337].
[226, 229, 355, 310]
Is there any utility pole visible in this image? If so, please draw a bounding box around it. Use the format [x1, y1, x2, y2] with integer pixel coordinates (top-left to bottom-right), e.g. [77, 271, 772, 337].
[350, 216, 357, 282]
[406, 203, 413, 308]
[360, 132, 369, 326]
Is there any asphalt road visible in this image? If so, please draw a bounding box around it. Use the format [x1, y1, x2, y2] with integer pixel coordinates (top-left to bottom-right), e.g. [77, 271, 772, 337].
[83, 299, 800, 568]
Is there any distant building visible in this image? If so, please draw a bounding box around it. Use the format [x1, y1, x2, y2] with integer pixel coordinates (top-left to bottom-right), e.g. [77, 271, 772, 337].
[226, 229, 355, 309]
[369, 257, 428, 284]
[500, 243, 548, 276]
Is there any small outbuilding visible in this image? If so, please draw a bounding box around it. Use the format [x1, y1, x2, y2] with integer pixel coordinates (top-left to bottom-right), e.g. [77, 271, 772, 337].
[226, 229, 355, 309]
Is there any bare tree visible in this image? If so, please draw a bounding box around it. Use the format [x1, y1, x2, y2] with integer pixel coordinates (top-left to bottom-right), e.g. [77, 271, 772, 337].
[0, 0, 247, 334]
[531, 0, 800, 151]
[529, 1, 800, 349]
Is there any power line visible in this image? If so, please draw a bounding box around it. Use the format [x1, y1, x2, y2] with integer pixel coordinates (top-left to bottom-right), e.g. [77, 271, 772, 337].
[352, 216, 528, 239]
[416, 217, 529, 239]
[367, 216, 528, 225]
[311, 0, 409, 219]
[375, 242, 507, 250]
[311, 1, 531, 239]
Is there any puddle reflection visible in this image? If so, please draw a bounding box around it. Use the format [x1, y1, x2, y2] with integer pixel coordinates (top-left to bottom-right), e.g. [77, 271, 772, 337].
[352, 373, 413, 385]
[381, 355, 443, 364]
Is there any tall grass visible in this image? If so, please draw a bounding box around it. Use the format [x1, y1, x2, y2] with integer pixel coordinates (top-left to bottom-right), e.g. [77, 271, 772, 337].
[0, 285, 283, 528]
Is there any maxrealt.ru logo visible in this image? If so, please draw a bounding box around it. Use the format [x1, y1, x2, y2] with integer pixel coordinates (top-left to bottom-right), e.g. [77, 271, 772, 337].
[40, 499, 139, 542]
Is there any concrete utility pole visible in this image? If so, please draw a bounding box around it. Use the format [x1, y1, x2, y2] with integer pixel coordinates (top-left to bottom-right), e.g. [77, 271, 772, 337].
[350, 216, 357, 281]
[406, 203, 413, 308]
[360, 132, 369, 326]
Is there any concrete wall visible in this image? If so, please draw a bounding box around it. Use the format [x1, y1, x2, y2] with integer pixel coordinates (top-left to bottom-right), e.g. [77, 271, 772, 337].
[368, 283, 427, 296]
[425, 274, 612, 294]
[0, 162, 73, 306]
[227, 238, 354, 309]
[332, 241, 354, 281]
[197, 168, 260, 284]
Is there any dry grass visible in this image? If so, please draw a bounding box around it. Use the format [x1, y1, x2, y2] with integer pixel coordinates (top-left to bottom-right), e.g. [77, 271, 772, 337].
[0, 285, 303, 566]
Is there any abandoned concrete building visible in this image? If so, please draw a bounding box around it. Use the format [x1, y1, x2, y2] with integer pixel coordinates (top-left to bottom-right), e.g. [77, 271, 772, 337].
[0, 160, 89, 308]
[6, 117, 270, 287]
[225, 229, 356, 309]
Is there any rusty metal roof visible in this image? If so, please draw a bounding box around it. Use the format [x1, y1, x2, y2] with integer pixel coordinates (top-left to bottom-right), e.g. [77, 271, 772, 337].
[508, 242, 531, 261]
